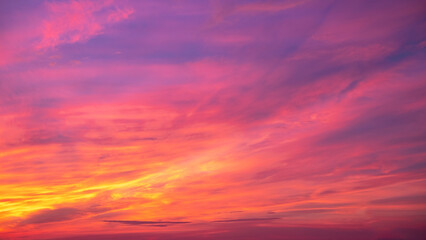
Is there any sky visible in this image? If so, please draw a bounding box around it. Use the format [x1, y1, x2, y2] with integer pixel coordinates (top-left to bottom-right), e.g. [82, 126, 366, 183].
[0, 0, 425, 239]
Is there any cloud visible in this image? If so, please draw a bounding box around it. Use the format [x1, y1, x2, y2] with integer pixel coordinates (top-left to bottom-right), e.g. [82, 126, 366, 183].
[213, 217, 280, 223]
[37, 0, 133, 49]
[104, 220, 190, 226]
[1, 0, 426, 239]
[20, 208, 82, 225]
[210, 0, 308, 24]
[51, 226, 380, 240]
[279, 209, 336, 217]
[291, 202, 351, 209]
[236, 0, 308, 13]
[370, 195, 426, 205]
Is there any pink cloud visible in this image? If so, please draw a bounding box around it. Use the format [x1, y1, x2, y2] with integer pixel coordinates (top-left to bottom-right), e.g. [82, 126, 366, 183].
[37, 0, 133, 49]
[236, 0, 308, 13]
[210, 0, 308, 25]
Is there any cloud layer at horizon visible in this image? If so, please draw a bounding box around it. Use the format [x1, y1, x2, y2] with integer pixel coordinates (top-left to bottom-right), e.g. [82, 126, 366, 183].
[1, 0, 425, 239]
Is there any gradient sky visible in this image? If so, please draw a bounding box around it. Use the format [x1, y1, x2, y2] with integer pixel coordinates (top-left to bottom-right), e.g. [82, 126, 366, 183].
[1, 0, 426, 239]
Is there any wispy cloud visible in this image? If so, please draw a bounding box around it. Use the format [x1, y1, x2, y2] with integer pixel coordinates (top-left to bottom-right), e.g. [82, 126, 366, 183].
[37, 0, 133, 49]
[213, 217, 280, 223]
[20, 208, 82, 225]
[104, 220, 190, 226]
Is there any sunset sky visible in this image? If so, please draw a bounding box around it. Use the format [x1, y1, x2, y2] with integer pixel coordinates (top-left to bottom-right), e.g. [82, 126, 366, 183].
[0, 0, 426, 239]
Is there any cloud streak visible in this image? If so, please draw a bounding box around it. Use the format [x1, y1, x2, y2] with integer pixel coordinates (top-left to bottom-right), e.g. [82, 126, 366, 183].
[104, 220, 191, 225]
[37, 0, 133, 49]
